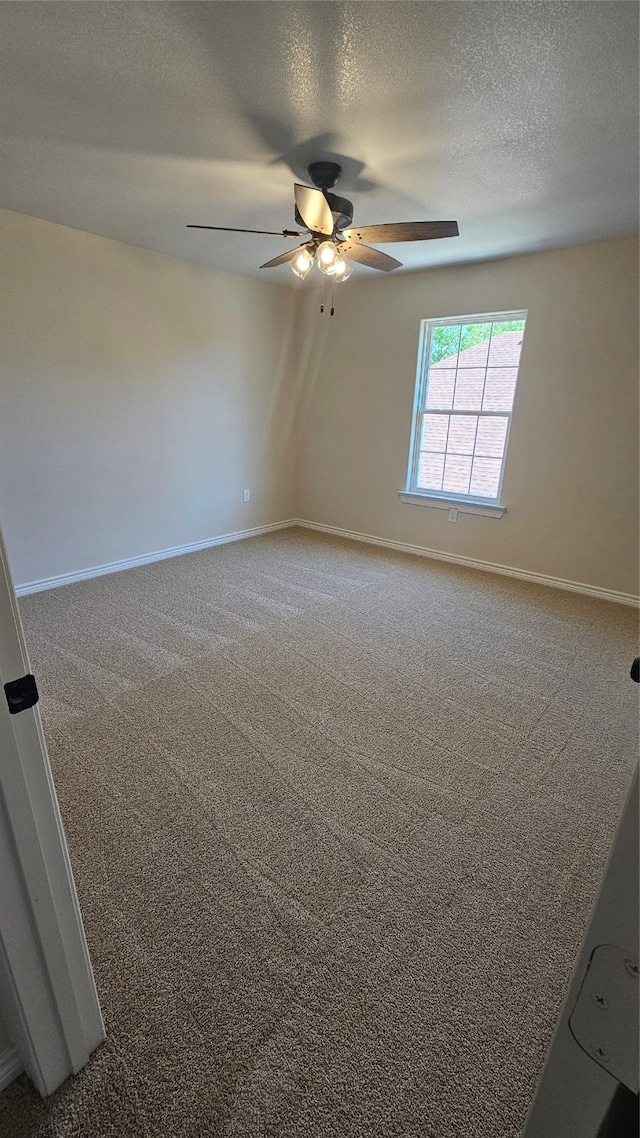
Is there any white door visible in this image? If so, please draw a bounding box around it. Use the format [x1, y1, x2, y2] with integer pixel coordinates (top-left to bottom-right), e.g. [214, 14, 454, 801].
[521, 763, 638, 1137]
[0, 524, 104, 1096]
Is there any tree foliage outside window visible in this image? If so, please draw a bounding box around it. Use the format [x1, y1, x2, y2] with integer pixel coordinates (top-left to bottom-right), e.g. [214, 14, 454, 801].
[429, 320, 525, 364]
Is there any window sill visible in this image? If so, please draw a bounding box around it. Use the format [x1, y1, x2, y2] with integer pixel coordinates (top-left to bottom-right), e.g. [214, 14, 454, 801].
[398, 491, 506, 518]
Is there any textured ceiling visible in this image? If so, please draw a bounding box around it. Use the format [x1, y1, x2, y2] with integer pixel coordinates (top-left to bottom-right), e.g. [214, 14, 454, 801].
[1, 1, 638, 283]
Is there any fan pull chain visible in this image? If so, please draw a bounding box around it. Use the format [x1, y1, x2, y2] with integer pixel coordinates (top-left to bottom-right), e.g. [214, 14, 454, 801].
[318, 277, 337, 316]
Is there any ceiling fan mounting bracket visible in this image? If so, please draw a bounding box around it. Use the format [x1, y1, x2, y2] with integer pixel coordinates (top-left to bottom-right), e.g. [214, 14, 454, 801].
[308, 161, 342, 190]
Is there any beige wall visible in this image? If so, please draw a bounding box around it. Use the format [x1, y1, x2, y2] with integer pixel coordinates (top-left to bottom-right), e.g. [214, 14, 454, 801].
[294, 237, 640, 596]
[1, 212, 637, 598]
[0, 210, 296, 587]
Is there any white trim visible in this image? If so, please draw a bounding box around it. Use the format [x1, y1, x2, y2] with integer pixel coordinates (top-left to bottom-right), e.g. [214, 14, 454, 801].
[15, 520, 296, 596]
[292, 519, 640, 607]
[418, 309, 530, 329]
[13, 515, 639, 608]
[399, 492, 506, 517]
[0, 526, 105, 1097]
[0, 1045, 23, 1092]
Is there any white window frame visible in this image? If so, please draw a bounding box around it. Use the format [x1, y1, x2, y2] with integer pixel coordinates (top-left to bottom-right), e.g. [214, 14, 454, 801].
[400, 310, 528, 517]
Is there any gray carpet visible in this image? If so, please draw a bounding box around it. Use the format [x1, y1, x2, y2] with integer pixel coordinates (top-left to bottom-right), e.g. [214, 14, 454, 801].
[1, 528, 637, 1138]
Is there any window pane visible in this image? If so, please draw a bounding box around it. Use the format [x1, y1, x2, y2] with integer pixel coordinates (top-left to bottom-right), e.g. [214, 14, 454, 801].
[417, 451, 444, 491]
[429, 325, 461, 366]
[426, 369, 455, 410]
[475, 417, 508, 458]
[482, 368, 518, 411]
[421, 413, 449, 451]
[453, 368, 485, 410]
[470, 457, 502, 498]
[459, 323, 492, 364]
[442, 454, 472, 495]
[447, 415, 477, 454]
[412, 313, 525, 504]
[488, 330, 524, 367]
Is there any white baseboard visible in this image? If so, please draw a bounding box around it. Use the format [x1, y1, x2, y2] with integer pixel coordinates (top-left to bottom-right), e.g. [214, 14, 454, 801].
[0, 1045, 23, 1091]
[15, 520, 296, 596]
[15, 516, 639, 608]
[292, 519, 640, 608]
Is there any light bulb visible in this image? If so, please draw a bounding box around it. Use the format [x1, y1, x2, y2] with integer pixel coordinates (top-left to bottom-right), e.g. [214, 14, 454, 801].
[326, 256, 352, 281]
[333, 258, 353, 281]
[317, 240, 338, 273]
[290, 247, 314, 279]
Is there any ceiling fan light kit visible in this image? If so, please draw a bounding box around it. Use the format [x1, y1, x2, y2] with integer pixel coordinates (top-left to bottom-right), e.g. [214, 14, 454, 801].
[187, 160, 459, 313]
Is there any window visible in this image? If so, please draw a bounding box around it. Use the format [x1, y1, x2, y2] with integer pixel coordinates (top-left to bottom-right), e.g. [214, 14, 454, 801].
[404, 311, 527, 513]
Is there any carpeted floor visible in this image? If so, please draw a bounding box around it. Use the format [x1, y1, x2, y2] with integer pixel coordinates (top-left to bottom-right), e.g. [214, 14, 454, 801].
[1, 528, 637, 1138]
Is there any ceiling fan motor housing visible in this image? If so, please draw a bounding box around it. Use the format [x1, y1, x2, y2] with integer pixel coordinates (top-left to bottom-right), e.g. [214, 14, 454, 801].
[308, 161, 342, 190]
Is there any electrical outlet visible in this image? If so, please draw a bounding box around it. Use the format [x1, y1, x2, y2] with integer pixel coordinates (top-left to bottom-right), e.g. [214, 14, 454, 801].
[448, 507, 458, 523]
[243, 489, 250, 503]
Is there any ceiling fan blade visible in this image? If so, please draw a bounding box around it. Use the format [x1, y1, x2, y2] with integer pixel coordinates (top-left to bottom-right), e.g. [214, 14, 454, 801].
[339, 242, 402, 272]
[294, 185, 334, 236]
[187, 225, 302, 237]
[260, 247, 304, 269]
[341, 221, 459, 243]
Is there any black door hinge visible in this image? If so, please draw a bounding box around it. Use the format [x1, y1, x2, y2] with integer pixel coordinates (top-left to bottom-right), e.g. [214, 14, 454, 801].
[4, 674, 39, 715]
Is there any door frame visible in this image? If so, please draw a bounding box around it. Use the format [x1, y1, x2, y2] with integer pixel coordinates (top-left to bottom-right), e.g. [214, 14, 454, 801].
[0, 525, 104, 1096]
[521, 764, 638, 1137]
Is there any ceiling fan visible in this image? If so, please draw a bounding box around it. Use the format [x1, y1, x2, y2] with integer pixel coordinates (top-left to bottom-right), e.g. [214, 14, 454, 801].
[187, 161, 459, 286]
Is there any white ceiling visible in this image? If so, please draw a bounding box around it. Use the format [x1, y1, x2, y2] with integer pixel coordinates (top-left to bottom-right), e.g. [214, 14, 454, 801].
[1, 1, 638, 283]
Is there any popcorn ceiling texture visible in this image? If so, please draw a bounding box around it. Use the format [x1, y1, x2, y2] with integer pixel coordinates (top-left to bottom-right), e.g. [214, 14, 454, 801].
[1, 529, 637, 1137]
[0, 2, 637, 279]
